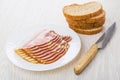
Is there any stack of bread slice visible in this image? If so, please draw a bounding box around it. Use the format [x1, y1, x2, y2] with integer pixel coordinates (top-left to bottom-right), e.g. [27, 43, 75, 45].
[63, 1, 105, 35]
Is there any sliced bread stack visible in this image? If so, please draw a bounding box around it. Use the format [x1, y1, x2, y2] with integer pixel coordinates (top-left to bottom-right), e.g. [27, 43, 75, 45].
[63, 1, 105, 35]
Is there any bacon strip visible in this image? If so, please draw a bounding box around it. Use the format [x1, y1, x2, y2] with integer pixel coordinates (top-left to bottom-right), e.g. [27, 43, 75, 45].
[30, 35, 62, 53]
[21, 41, 69, 64]
[22, 35, 62, 57]
[41, 43, 69, 61]
[41, 44, 69, 64]
[15, 30, 72, 64]
[15, 49, 39, 64]
[28, 35, 59, 50]
[62, 36, 72, 42]
[28, 43, 69, 64]
[36, 42, 68, 59]
[23, 40, 65, 59]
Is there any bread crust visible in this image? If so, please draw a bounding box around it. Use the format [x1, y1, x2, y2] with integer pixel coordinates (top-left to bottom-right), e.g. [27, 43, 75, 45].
[84, 10, 105, 23]
[66, 10, 105, 23]
[63, 1, 103, 20]
[67, 18, 105, 29]
[69, 25, 103, 35]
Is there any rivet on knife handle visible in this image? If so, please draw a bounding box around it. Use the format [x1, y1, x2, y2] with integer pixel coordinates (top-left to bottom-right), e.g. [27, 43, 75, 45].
[74, 44, 98, 74]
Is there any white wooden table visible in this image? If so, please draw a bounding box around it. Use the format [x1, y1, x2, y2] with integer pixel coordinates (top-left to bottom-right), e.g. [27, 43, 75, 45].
[0, 0, 120, 80]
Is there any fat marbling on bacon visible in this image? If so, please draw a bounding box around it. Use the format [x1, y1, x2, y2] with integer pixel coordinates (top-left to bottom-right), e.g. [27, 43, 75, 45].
[15, 29, 72, 64]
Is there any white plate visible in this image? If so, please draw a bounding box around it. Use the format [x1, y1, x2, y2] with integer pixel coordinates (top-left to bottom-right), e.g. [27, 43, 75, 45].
[5, 24, 81, 71]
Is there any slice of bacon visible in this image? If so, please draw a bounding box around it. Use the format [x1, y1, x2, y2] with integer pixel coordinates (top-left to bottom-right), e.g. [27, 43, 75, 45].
[15, 29, 72, 64]
[23, 30, 58, 48]
[15, 49, 39, 64]
[24, 42, 69, 64]
[40, 43, 69, 61]
[22, 39, 65, 60]
[21, 40, 69, 64]
[22, 35, 62, 57]
[36, 41, 68, 59]
[39, 43, 69, 64]
[29, 35, 62, 53]
[62, 36, 72, 42]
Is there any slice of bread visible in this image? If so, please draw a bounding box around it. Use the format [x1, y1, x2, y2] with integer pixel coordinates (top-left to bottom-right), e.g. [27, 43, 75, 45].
[69, 25, 103, 35]
[63, 1, 103, 20]
[85, 10, 105, 23]
[67, 18, 105, 29]
[66, 10, 105, 23]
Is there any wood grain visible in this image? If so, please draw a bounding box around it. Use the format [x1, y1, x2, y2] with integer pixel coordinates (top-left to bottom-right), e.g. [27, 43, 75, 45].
[74, 44, 98, 74]
[0, 0, 120, 80]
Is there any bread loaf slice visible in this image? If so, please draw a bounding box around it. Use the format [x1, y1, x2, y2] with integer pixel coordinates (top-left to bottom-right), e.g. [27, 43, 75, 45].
[66, 10, 105, 23]
[63, 1, 103, 20]
[67, 18, 105, 29]
[69, 25, 103, 35]
[85, 10, 105, 23]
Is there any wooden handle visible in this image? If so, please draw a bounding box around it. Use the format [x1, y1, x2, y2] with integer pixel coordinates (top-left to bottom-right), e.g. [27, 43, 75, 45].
[74, 44, 98, 74]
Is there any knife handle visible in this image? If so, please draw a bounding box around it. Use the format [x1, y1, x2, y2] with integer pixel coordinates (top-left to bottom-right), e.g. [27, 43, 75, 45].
[74, 44, 98, 74]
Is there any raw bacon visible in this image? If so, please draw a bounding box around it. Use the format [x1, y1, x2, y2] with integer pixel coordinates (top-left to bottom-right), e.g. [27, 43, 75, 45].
[15, 29, 72, 64]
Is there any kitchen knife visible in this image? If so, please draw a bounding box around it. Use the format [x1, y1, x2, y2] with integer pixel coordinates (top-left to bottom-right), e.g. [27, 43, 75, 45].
[74, 22, 116, 74]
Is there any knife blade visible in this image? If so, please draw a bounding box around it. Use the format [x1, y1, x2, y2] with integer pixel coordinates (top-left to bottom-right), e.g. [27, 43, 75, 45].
[74, 22, 116, 74]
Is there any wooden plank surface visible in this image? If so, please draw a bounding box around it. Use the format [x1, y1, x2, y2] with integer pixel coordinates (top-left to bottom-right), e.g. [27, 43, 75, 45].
[0, 0, 120, 80]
